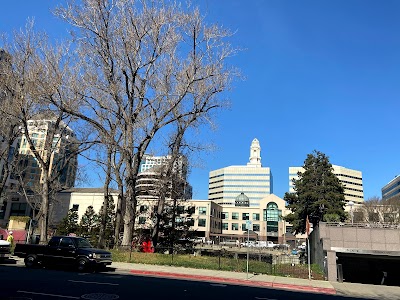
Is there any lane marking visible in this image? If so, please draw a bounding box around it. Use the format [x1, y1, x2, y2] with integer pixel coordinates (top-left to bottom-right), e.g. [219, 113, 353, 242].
[18, 290, 80, 299]
[68, 280, 119, 286]
[255, 297, 277, 300]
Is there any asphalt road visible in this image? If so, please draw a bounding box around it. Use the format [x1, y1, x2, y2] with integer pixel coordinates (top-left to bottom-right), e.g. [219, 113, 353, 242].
[0, 262, 364, 300]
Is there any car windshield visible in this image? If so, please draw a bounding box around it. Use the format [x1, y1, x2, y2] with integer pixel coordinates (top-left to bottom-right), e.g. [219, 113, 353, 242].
[76, 238, 92, 248]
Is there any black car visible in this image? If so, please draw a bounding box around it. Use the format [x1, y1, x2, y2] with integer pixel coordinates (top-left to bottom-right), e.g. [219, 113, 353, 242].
[14, 236, 112, 271]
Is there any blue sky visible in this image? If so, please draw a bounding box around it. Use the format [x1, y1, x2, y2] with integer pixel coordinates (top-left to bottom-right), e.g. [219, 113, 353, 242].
[1, 1, 399, 201]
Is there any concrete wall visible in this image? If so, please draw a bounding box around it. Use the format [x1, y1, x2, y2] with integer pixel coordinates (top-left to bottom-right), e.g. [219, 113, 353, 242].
[318, 223, 400, 282]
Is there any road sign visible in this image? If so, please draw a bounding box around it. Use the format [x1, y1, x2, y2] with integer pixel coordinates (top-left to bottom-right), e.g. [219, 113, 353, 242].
[246, 220, 252, 230]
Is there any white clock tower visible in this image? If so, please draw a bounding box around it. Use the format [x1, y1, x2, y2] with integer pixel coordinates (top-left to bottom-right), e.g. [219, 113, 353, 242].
[247, 138, 261, 167]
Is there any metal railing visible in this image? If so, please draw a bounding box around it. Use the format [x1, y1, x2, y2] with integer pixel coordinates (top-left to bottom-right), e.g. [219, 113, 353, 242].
[325, 222, 400, 229]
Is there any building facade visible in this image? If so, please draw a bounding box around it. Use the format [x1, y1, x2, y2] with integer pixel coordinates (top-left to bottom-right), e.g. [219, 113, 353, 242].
[289, 164, 364, 204]
[208, 138, 272, 207]
[382, 175, 400, 201]
[0, 119, 78, 227]
[18, 119, 78, 189]
[136, 154, 192, 201]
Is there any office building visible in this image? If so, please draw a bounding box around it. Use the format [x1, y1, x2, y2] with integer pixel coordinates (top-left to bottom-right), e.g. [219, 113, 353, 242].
[208, 138, 272, 207]
[382, 175, 400, 201]
[289, 165, 364, 204]
[18, 119, 78, 189]
[0, 118, 78, 227]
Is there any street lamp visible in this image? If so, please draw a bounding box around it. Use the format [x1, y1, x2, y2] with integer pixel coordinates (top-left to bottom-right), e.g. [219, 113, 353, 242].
[348, 201, 354, 225]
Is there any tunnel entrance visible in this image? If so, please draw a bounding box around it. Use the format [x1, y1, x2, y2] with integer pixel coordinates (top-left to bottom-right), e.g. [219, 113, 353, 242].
[337, 253, 400, 286]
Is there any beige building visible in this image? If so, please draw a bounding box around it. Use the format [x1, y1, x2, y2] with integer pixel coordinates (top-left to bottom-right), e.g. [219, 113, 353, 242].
[48, 188, 300, 245]
[209, 138, 272, 207]
[51, 188, 118, 225]
[289, 165, 364, 204]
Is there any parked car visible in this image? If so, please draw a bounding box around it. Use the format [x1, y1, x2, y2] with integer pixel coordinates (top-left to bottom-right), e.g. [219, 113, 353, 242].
[14, 236, 112, 271]
[273, 243, 290, 250]
[240, 241, 256, 247]
[0, 240, 11, 261]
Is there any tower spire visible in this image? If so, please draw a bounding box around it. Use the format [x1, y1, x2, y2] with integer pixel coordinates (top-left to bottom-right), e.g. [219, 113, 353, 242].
[247, 138, 261, 167]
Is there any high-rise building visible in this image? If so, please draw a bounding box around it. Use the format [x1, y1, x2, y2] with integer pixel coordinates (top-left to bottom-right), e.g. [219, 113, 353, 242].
[0, 118, 78, 227]
[289, 165, 364, 204]
[136, 154, 192, 201]
[381, 175, 400, 201]
[208, 138, 272, 207]
[17, 119, 78, 189]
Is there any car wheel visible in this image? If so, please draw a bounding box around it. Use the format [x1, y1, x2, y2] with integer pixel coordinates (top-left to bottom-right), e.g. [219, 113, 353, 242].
[25, 254, 37, 268]
[77, 258, 89, 272]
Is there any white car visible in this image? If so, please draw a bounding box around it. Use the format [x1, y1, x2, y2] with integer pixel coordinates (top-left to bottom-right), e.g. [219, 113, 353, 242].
[240, 241, 255, 247]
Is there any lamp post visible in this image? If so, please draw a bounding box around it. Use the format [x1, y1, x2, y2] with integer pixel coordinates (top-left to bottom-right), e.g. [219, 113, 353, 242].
[348, 201, 354, 225]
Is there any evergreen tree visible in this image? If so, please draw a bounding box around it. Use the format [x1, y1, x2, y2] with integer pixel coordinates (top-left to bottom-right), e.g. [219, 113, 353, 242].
[98, 198, 115, 247]
[78, 205, 99, 243]
[284, 150, 346, 233]
[57, 208, 79, 236]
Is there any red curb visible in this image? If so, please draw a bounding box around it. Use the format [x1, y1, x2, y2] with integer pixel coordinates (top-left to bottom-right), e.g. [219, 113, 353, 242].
[129, 270, 336, 295]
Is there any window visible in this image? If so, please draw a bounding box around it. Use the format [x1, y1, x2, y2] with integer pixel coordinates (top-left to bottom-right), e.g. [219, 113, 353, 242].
[0, 201, 7, 219]
[222, 223, 228, 230]
[231, 223, 239, 231]
[253, 213, 260, 221]
[187, 218, 194, 226]
[242, 223, 247, 231]
[139, 205, 148, 213]
[177, 206, 184, 214]
[72, 204, 79, 211]
[253, 224, 260, 231]
[199, 207, 207, 215]
[60, 238, 74, 248]
[10, 203, 27, 216]
[138, 217, 146, 224]
[48, 237, 61, 247]
[242, 213, 249, 220]
[265, 202, 281, 233]
[232, 212, 239, 220]
[198, 219, 206, 227]
[222, 212, 228, 219]
[187, 206, 195, 214]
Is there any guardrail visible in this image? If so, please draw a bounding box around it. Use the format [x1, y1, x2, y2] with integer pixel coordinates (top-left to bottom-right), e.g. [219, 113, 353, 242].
[325, 222, 400, 229]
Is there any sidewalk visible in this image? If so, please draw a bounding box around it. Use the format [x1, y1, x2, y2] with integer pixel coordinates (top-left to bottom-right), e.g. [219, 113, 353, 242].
[111, 260, 335, 294]
[112, 261, 400, 299]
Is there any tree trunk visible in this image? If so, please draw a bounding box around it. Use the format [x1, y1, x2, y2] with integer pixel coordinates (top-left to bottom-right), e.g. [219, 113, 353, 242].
[98, 147, 112, 249]
[39, 171, 49, 244]
[113, 185, 124, 247]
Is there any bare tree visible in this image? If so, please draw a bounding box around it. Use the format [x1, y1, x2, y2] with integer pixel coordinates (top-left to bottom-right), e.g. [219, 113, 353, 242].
[353, 196, 400, 224]
[1, 23, 94, 243]
[53, 0, 238, 246]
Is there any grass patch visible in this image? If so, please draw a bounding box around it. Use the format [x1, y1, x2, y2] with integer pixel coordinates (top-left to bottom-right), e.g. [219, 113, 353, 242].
[110, 249, 324, 280]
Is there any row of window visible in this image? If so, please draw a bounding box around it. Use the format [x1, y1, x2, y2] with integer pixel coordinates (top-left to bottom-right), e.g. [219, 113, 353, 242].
[0, 202, 28, 219]
[209, 185, 270, 191]
[344, 193, 364, 199]
[222, 212, 260, 221]
[209, 173, 270, 180]
[341, 180, 363, 187]
[336, 173, 362, 181]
